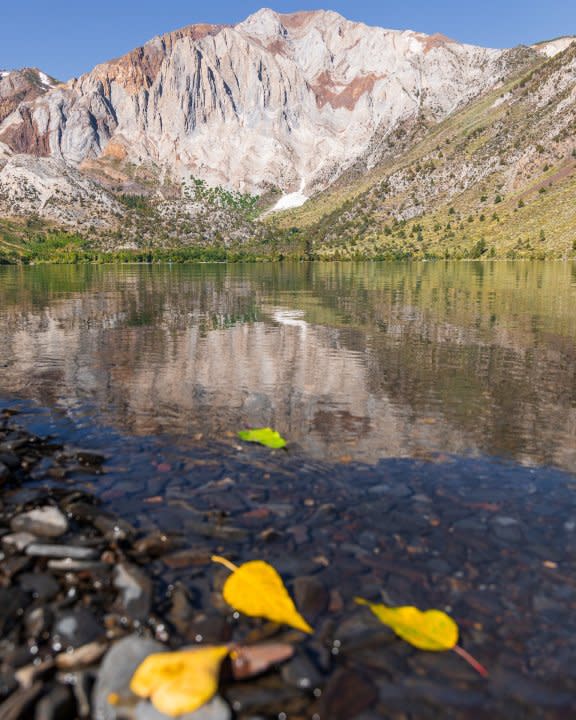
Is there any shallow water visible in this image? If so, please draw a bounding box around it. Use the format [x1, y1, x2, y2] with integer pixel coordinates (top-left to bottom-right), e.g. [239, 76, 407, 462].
[0, 261, 575, 470]
[2, 261, 576, 714]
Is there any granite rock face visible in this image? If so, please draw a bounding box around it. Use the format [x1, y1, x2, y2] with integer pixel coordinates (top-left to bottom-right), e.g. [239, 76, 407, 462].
[0, 10, 521, 200]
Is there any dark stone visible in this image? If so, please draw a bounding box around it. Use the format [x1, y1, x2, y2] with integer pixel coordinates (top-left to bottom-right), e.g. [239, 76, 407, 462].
[167, 582, 196, 637]
[70, 448, 106, 467]
[184, 613, 232, 644]
[0, 452, 20, 470]
[0, 670, 17, 700]
[53, 609, 104, 649]
[132, 532, 182, 559]
[184, 519, 248, 542]
[224, 684, 306, 716]
[319, 668, 378, 720]
[293, 576, 329, 624]
[0, 461, 10, 483]
[66, 501, 136, 541]
[17, 573, 60, 601]
[34, 683, 75, 720]
[0, 588, 31, 638]
[281, 651, 323, 690]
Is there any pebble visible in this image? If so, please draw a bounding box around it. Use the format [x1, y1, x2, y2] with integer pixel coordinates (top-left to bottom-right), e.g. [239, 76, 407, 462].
[25, 543, 98, 560]
[281, 651, 323, 690]
[135, 695, 232, 720]
[33, 684, 75, 720]
[10, 507, 68, 539]
[47, 558, 109, 572]
[293, 576, 329, 624]
[113, 563, 153, 621]
[2, 532, 36, 552]
[92, 635, 165, 720]
[0, 461, 10, 482]
[2, 410, 576, 717]
[53, 609, 104, 649]
[55, 640, 109, 670]
[319, 668, 378, 720]
[0, 588, 31, 637]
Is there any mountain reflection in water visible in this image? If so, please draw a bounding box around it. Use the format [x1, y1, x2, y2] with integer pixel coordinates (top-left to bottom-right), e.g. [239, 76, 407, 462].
[0, 261, 575, 470]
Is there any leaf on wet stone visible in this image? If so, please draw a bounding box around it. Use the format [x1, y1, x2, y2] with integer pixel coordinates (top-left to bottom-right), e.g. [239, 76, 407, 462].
[130, 645, 230, 717]
[212, 556, 313, 634]
[354, 597, 458, 651]
[237, 428, 287, 449]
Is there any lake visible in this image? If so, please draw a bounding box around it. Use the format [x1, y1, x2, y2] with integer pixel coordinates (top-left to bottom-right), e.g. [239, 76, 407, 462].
[0, 260, 575, 470]
[1, 261, 576, 714]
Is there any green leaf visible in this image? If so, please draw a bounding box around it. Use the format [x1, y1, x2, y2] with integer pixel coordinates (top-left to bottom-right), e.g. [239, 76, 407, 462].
[237, 428, 287, 449]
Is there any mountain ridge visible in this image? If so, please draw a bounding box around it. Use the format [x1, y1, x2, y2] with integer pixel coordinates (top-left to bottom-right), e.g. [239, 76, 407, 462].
[0, 9, 574, 262]
[0, 9, 514, 197]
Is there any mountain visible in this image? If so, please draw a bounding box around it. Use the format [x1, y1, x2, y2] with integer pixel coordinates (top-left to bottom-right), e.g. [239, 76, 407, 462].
[0, 68, 59, 166]
[0, 68, 58, 124]
[0, 10, 574, 261]
[0, 9, 523, 200]
[278, 38, 576, 259]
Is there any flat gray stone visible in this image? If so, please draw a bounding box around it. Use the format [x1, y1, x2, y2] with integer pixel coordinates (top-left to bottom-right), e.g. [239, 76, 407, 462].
[135, 696, 231, 720]
[26, 543, 98, 560]
[92, 635, 165, 720]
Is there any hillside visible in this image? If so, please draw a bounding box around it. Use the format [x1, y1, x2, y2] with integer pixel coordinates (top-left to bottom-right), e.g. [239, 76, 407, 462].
[275, 41, 576, 259]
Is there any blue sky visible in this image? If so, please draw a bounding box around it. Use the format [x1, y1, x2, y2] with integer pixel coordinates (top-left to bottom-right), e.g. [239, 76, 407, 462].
[3, 1, 575, 80]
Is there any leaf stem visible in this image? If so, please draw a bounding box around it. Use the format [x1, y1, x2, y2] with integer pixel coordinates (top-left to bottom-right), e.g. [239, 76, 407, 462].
[453, 644, 489, 678]
[211, 555, 239, 573]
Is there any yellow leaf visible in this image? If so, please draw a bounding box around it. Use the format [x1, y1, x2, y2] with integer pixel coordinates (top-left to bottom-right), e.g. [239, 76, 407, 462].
[130, 645, 230, 717]
[355, 597, 458, 651]
[213, 556, 313, 634]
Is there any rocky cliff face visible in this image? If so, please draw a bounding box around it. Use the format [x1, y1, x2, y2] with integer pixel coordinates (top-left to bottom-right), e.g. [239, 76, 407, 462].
[0, 68, 57, 125]
[0, 69, 59, 167]
[0, 10, 517, 201]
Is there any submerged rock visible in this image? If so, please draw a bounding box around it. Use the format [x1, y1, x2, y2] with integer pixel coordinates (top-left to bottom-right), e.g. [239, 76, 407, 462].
[135, 696, 231, 720]
[113, 563, 153, 622]
[53, 609, 104, 650]
[10, 507, 68, 538]
[93, 635, 165, 720]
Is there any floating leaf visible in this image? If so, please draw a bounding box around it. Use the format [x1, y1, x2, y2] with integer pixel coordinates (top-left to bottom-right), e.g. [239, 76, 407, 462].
[213, 556, 313, 633]
[355, 597, 488, 676]
[230, 643, 295, 679]
[130, 645, 230, 717]
[237, 428, 287, 449]
[355, 597, 457, 651]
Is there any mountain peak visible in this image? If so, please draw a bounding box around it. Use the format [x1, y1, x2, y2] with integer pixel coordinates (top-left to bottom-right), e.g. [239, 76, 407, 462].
[0, 8, 523, 198]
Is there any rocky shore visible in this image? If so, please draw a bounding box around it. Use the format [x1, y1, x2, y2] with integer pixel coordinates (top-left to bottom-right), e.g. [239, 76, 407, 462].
[1, 405, 576, 719]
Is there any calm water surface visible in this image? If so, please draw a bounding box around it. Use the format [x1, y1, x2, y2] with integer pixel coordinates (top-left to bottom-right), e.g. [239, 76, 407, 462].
[0, 261, 575, 470]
